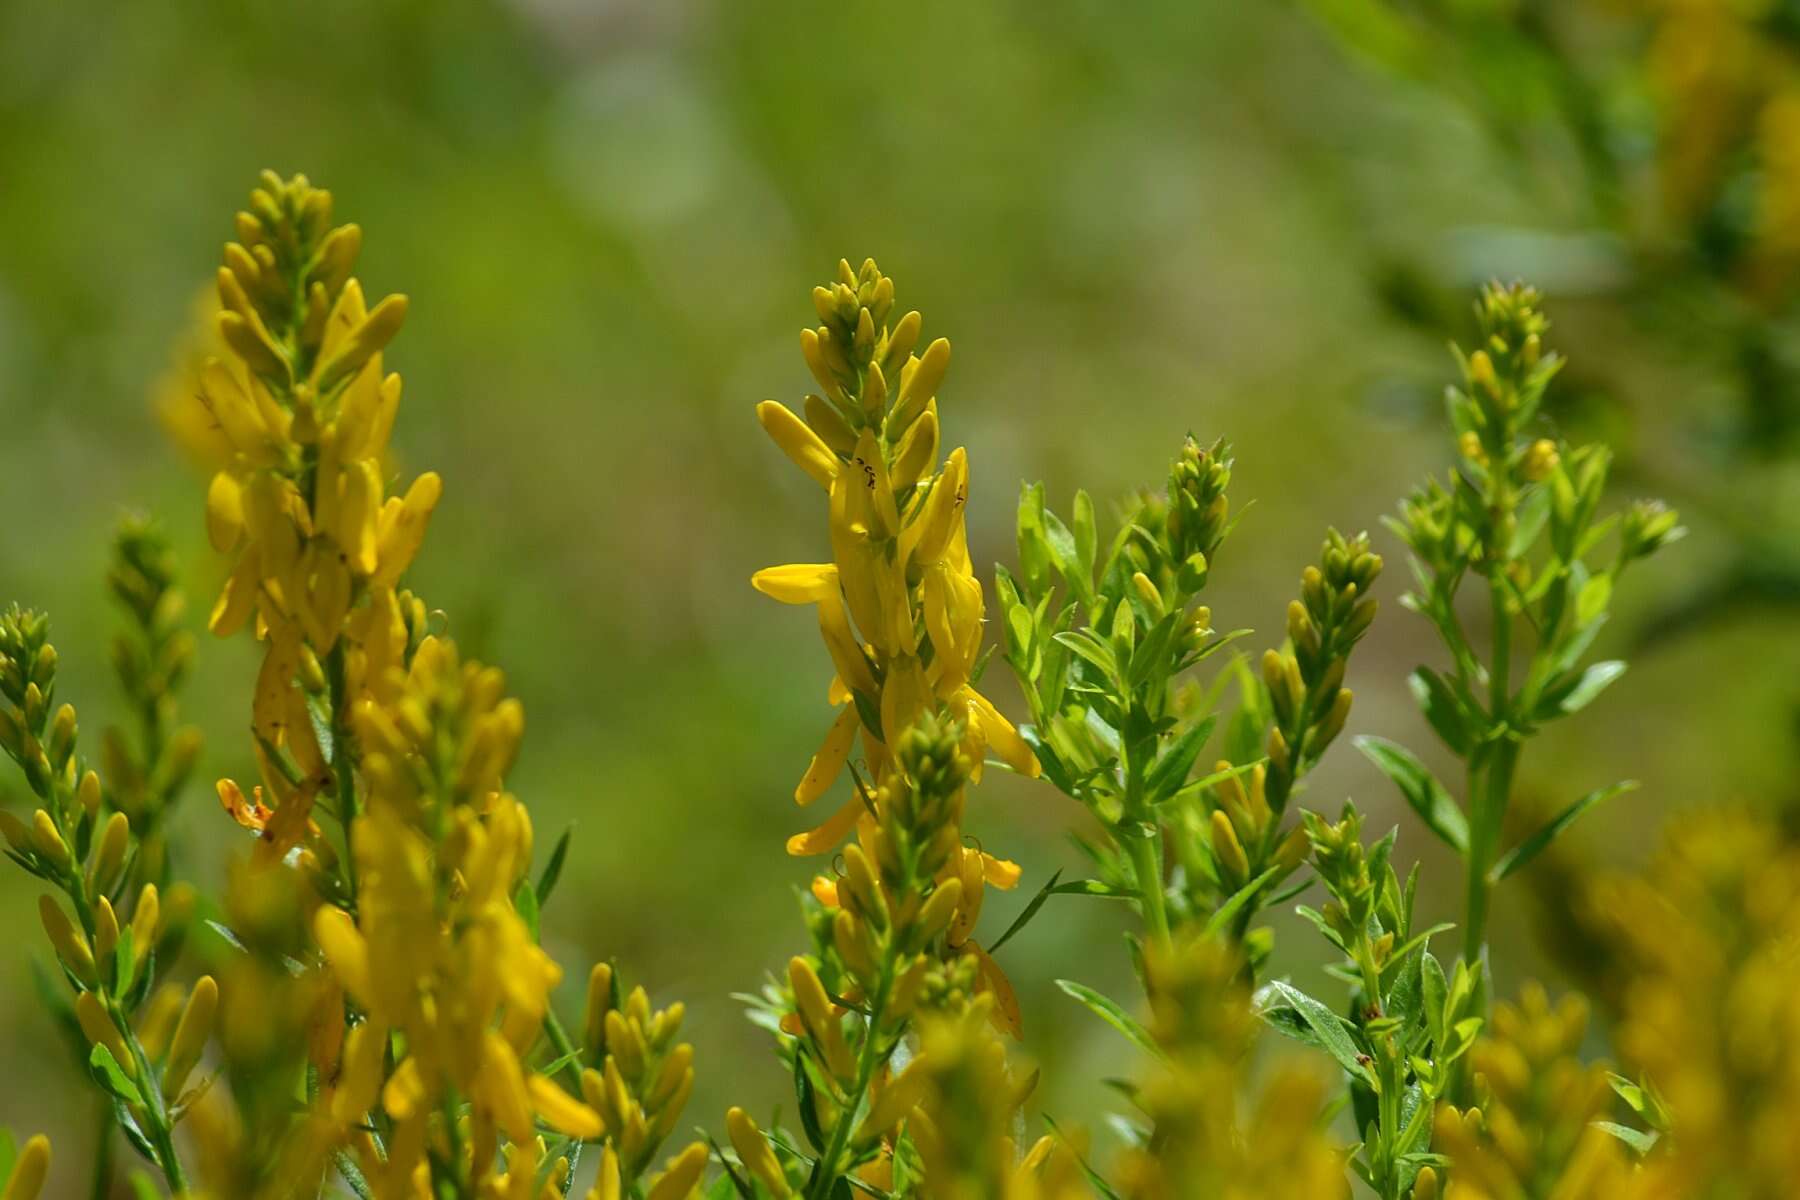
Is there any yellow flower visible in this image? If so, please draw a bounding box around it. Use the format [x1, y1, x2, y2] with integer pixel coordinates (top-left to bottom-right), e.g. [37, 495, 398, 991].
[752, 259, 1037, 883]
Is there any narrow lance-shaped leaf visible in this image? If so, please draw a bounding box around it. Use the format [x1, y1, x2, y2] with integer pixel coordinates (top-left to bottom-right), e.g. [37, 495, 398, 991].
[1488, 781, 1639, 883]
[1355, 736, 1468, 856]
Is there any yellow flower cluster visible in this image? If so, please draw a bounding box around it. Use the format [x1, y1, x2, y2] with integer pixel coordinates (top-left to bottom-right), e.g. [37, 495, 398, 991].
[751, 257, 1036, 967]
[311, 636, 608, 1194]
[1588, 806, 1800, 1196]
[906, 998, 1083, 1200]
[1117, 935, 1344, 1200]
[1429, 985, 1632, 1200]
[199, 171, 441, 867]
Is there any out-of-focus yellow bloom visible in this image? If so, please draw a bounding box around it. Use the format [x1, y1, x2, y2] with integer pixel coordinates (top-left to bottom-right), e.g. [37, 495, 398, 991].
[1116, 935, 1345, 1200]
[1433, 984, 1634, 1200]
[1586, 806, 1800, 1196]
[0, 1135, 50, 1200]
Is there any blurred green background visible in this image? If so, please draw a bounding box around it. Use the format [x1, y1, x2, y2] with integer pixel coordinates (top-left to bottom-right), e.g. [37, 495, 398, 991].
[3, 0, 1797, 1186]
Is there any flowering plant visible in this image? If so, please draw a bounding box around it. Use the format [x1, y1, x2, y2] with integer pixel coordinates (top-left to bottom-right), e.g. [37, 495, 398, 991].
[2, 174, 1786, 1200]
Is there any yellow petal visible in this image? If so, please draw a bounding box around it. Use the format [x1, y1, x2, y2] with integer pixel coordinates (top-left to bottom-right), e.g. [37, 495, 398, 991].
[314, 906, 372, 1004]
[786, 793, 865, 857]
[817, 592, 877, 698]
[970, 942, 1022, 1038]
[756, 400, 837, 489]
[205, 472, 245, 553]
[981, 853, 1023, 890]
[962, 687, 1040, 778]
[796, 704, 859, 806]
[750, 563, 838, 605]
[528, 1073, 605, 1139]
[372, 471, 442, 588]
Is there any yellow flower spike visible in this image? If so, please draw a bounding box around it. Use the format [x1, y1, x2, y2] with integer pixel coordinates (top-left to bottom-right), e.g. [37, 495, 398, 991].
[38, 895, 96, 985]
[645, 1142, 708, 1200]
[726, 1107, 791, 1198]
[93, 895, 119, 965]
[28, 810, 71, 872]
[810, 875, 840, 907]
[313, 905, 373, 1006]
[788, 956, 855, 1080]
[372, 470, 443, 588]
[889, 405, 940, 492]
[750, 563, 840, 605]
[205, 471, 245, 553]
[90, 810, 130, 893]
[796, 704, 861, 808]
[970, 943, 1023, 1038]
[75, 992, 133, 1075]
[786, 792, 866, 858]
[163, 975, 217, 1101]
[527, 1073, 605, 1139]
[1, 1134, 50, 1200]
[756, 400, 839, 489]
[815, 591, 878, 698]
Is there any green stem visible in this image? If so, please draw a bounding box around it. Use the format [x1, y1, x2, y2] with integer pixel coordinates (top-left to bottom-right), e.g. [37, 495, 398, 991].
[1128, 834, 1171, 951]
[543, 1009, 588, 1093]
[325, 643, 360, 907]
[89, 1096, 115, 1200]
[805, 970, 895, 1200]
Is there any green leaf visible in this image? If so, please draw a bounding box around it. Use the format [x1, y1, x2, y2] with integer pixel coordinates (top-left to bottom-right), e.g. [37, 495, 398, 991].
[986, 869, 1063, 956]
[1142, 715, 1217, 804]
[1052, 630, 1117, 683]
[1407, 668, 1475, 756]
[1072, 490, 1097, 579]
[1202, 867, 1280, 938]
[536, 824, 574, 907]
[514, 880, 541, 942]
[1055, 979, 1163, 1061]
[1575, 573, 1612, 627]
[1355, 736, 1468, 855]
[1489, 781, 1638, 883]
[1593, 1121, 1660, 1156]
[1256, 980, 1374, 1086]
[89, 1043, 144, 1106]
[1554, 660, 1626, 716]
